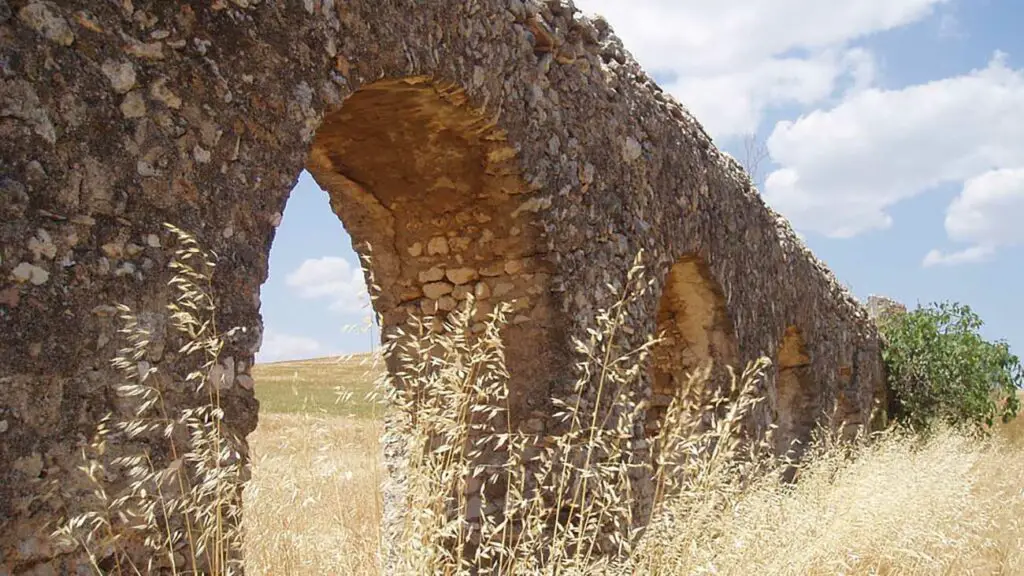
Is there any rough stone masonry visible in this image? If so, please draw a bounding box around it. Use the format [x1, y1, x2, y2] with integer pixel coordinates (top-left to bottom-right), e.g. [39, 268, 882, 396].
[0, 0, 888, 572]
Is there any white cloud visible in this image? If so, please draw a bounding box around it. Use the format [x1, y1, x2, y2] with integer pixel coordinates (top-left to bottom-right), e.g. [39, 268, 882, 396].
[923, 168, 1024, 266]
[257, 330, 322, 363]
[921, 245, 994, 267]
[665, 51, 867, 138]
[763, 52, 1024, 241]
[936, 6, 966, 40]
[576, 0, 945, 73]
[945, 168, 1024, 246]
[286, 256, 370, 314]
[574, 0, 947, 137]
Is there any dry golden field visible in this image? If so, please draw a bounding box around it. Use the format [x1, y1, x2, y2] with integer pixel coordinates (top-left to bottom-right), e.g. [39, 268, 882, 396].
[242, 413, 384, 575]
[245, 358, 1024, 575]
[245, 355, 384, 574]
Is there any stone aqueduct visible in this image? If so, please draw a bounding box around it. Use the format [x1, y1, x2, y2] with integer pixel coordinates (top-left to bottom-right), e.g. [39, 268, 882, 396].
[0, 0, 887, 572]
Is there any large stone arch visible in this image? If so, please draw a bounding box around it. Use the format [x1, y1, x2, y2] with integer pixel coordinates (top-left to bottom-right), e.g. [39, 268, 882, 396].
[305, 77, 563, 422]
[0, 1, 887, 572]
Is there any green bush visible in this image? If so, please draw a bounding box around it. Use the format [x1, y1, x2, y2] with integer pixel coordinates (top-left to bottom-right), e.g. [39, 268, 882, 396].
[878, 301, 1022, 432]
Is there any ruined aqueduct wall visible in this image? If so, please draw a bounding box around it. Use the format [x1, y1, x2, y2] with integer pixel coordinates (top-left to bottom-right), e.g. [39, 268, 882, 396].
[0, 0, 885, 572]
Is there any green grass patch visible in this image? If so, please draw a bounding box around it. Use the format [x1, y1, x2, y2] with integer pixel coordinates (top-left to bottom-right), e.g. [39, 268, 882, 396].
[252, 354, 383, 418]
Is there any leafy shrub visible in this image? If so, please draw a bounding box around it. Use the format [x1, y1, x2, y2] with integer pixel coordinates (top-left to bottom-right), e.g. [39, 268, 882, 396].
[878, 301, 1022, 432]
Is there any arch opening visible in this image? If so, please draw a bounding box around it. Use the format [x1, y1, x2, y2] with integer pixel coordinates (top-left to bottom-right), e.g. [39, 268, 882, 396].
[246, 77, 569, 569]
[302, 78, 563, 419]
[773, 326, 819, 459]
[646, 256, 739, 446]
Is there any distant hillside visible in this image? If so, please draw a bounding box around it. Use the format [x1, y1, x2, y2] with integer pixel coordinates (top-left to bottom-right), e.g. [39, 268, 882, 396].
[252, 354, 384, 417]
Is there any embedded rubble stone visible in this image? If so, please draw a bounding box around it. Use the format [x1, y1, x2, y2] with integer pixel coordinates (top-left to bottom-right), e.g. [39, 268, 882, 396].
[422, 282, 454, 300]
[0, 2, 886, 573]
[445, 267, 478, 285]
[119, 91, 146, 118]
[17, 2, 73, 46]
[427, 236, 450, 255]
[100, 60, 136, 94]
[418, 266, 445, 283]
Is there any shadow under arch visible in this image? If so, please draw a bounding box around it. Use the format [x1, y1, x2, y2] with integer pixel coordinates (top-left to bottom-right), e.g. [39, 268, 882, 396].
[646, 255, 739, 445]
[773, 326, 820, 460]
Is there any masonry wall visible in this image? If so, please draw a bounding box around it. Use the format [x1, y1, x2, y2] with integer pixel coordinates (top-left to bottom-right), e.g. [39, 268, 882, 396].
[0, 1, 884, 572]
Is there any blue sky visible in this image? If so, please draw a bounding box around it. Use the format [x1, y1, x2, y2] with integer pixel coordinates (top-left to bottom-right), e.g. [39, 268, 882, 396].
[257, 0, 1023, 363]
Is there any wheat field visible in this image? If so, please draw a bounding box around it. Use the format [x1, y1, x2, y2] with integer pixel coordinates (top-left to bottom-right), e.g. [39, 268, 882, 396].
[244, 356, 1024, 575]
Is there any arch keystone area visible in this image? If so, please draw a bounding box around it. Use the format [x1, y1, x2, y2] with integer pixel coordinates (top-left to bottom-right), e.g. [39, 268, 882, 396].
[0, 1, 884, 572]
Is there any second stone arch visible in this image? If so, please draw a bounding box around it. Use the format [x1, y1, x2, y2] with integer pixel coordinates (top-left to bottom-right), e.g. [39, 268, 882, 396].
[772, 325, 822, 460]
[646, 254, 740, 443]
[645, 257, 828, 466]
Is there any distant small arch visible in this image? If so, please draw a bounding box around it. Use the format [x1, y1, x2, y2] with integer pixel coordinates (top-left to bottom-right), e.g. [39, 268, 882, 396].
[773, 326, 819, 459]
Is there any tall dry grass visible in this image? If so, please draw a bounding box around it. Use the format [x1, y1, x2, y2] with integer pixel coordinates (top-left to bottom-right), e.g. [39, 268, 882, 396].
[1000, 392, 1024, 447]
[246, 248, 1024, 575]
[55, 227, 1024, 576]
[241, 396, 1024, 575]
[242, 414, 383, 575]
[633, 426, 1024, 575]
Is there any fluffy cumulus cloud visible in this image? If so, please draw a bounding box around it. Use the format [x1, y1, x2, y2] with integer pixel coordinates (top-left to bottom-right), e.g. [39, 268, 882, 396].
[574, 0, 947, 138]
[923, 168, 1024, 267]
[286, 256, 370, 314]
[762, 52, 1024, 258]
[257, 329, 322, 363]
